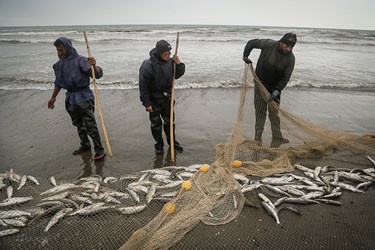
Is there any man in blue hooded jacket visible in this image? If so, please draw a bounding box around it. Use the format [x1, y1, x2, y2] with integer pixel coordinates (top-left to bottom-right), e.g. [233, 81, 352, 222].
[139, 40, 185, 154]
[48, 37, 105, 160]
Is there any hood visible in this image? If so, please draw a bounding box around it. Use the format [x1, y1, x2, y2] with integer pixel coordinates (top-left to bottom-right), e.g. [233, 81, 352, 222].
[148, 48, 168, 63]
[56, 37, 79, 59]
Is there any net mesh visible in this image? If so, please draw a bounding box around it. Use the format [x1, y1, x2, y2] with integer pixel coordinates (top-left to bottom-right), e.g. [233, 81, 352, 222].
[1, 64, 374, 249]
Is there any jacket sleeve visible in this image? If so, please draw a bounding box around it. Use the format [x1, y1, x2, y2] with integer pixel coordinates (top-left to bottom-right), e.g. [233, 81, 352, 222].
[79, 56, 104, 79]
[243, 39, 274, 57]
[275, 55, 295, 91]
[175, 63, 185, 79]
[139, 61, 153, 107]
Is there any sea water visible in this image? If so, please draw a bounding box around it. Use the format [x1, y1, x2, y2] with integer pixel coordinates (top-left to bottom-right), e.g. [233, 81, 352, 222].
[0, 24, 374, 91]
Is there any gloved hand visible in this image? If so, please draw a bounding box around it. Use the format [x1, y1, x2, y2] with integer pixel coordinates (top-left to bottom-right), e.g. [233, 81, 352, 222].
[242, 56, 252, 64]
[268, 90, 280, 102]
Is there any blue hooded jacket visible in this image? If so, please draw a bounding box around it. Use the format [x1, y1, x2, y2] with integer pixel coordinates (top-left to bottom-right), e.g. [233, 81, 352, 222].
[53, 37, 103, 104]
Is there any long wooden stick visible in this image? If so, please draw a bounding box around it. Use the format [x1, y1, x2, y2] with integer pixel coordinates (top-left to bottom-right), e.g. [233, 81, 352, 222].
[170, 32, 180, 162]
[83, 31, 113, 157]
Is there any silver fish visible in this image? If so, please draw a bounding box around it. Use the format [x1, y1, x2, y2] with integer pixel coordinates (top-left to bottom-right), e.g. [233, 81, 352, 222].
[0, 197, 33, 207]
[277, 205, 303, 215]
[126, 188, 140, 203]
[178, 172, 195, 179]
[315, 198, 342, 206]
[146, 184, 156, 204]
[279, 185, 305, 196]
[241, 182, 262, 193]
[261, 176, 294, 185]
[69, 202, 105, 215]
[102, 195, 121, 204]
[56, 198, 80, 210]
[0, 210, 32, 219]
[44, 207, 73, 232]
[366, 155, 375, 167]
[141, 169, 170, 176]
[27, 175, 40, 185]
[233, 194, 238, 209]
[40, 183, 79, 196]
[264, 184, 291, 197]
[333, 170, 340, 183]
[129, 185, 149, 194]
[118, 204, 147, 215]
[2, 218, 27, 227]
[331, 182, 365, 194]
[49, 176, 57, 186]
[338, 171, 363, 182]
[321, 192, 342, 198]
[156, 180, 183, 189]
[314, 166, 322, 179]
[17, 175, 27, 190]
[291, 174, 318, 187]
[104, 176, 117, 184]
[294, 164, 314, 173]
[301, 191, 324, 200]
[258, 193, 276, 210]
[284, 197, 319, 205]
[6, 186, 13, 199]
[160, 191, 178, 198]
[41, 191, 69, 201]
[0, 229, 20, 237]
[233, 173, 249, 184]
[356, 181, 373, 189]
[0, 219, 7, 227]
[273, 197, 287, 207]
[70, 194, 93, 205]
[261, 201, 280, 224]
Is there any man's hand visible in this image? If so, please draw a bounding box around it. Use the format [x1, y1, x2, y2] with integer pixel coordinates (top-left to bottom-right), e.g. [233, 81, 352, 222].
[268, 90, 280, 102]
[146, 105, 153, 112]
[48, 97, 56, 109]
[88, 57, 97, 66]
[173, 55, 181, 64]
[243, 56, 252, 64]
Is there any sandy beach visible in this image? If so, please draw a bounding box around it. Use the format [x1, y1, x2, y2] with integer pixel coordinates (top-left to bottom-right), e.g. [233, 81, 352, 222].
[1, 87, 375, 250]
[0, 87, 375, 181]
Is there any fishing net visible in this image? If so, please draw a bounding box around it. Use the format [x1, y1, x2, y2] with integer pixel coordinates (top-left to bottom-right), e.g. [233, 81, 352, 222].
[1, 64, 374, 250]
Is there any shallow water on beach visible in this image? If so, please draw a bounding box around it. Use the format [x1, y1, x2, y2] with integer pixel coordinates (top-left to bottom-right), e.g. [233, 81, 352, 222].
[0, 24, 374, 91]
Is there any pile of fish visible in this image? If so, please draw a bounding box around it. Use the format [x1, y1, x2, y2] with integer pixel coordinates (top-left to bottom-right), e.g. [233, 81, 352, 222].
[0, 155, 374, 238]
[238, 155, 375, 225]
[0, 164, 202, 237]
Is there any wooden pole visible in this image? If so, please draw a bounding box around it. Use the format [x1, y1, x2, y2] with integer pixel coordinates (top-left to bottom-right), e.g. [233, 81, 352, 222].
[83, 31, 113, 157]
[170, 32, 180, 162]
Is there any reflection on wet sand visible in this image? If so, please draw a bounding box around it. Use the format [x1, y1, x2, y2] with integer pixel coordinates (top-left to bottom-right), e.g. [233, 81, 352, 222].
[77, 151, 105, 178]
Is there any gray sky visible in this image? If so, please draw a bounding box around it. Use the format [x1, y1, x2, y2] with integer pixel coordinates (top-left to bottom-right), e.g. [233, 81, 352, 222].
[0, 0, 374, 30]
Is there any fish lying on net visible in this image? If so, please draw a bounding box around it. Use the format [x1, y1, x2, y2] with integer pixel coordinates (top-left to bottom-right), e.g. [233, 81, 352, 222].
[0, 156, 374, 248]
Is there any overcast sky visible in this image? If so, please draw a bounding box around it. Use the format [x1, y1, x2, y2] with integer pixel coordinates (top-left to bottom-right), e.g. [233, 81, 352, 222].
[0, 0, 374, 30]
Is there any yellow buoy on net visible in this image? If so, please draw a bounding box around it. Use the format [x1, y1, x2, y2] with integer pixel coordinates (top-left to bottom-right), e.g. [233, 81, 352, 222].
[231, 160, 243, 168]
[164, 202, 176, 215]
[199, 164, 210, 172]
[182, 180, 192, 190]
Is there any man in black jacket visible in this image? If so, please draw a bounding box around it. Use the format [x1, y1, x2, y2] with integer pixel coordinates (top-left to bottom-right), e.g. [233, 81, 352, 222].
[243, 33, 297, 148]
[139, 40, 186, 154]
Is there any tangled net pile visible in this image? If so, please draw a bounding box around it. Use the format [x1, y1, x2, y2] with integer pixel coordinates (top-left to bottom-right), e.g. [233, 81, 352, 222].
[1, 64, 374, 250]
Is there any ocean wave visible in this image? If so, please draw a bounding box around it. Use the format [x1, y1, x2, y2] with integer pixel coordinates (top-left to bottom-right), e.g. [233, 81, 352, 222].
[1, 77, 373, 92]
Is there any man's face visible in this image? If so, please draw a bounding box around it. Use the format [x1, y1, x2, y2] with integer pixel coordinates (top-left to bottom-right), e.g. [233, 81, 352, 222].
[279, 43, 294, 54]
[160, 50, 171, 61]
[56, 45, 68, 59]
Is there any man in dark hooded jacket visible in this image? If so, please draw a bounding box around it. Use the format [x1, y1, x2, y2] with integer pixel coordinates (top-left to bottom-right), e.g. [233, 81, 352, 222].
[243, 33, 297, 148]
[48, 37, 105, 160]
[139, 40, 185, 154]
